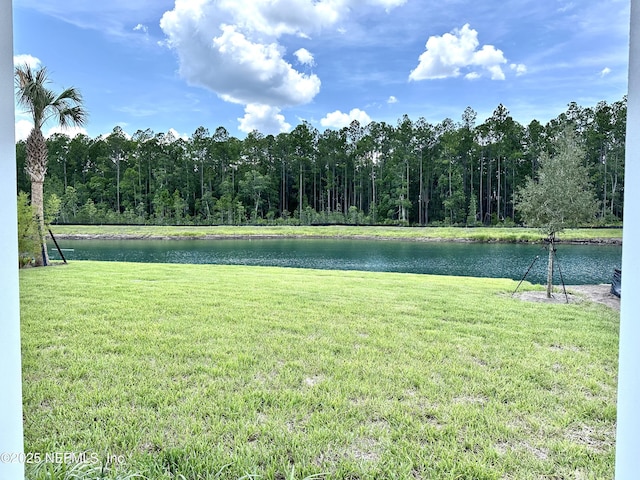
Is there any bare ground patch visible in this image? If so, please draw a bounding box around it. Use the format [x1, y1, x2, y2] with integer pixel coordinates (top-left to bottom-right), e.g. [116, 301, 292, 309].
[514, 284, 619, 311]
[565, 423, 616, 453]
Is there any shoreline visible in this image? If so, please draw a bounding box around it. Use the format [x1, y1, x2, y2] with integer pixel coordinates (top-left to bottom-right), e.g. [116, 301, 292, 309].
[49, 232, 623, 245]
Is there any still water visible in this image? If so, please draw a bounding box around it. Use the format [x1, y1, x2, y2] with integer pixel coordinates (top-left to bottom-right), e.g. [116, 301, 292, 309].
[48, 238, 621, 285]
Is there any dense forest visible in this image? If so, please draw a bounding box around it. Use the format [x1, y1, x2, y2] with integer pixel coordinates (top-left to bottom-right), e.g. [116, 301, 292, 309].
[16, 99, 626, 226]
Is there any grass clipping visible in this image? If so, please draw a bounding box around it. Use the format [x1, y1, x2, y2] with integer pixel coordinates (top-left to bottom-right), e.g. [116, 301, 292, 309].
[20, 262, 618, 479]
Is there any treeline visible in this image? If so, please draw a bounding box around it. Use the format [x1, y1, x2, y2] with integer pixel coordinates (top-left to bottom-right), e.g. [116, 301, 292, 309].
[16, 100, 626, 226]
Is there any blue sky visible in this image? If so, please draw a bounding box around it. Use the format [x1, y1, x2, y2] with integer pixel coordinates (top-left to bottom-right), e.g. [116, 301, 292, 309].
[13, 0, 630, 141]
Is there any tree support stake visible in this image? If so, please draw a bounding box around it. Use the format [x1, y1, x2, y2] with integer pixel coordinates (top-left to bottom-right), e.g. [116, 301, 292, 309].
[48, 228, 67, 264]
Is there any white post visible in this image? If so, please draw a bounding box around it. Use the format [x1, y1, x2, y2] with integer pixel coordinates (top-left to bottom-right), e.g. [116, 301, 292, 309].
[0, 0, 25, 478]
[615, 2, 640, 478]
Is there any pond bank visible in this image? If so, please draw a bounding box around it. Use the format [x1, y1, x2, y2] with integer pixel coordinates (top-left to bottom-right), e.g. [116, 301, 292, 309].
[51, 233, 622, 245]
[48, 225, 623, 244]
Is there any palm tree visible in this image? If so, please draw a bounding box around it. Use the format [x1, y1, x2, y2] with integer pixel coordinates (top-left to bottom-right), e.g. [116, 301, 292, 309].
[15, 64, 87, 265]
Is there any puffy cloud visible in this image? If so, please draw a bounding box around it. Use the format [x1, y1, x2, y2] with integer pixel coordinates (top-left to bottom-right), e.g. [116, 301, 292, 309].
[15, 120, 89, 143]
[486, 64, 505, 81]
[387, 95, 398, 104]
[600, 67, 612, 77]
[160, 0, 405, 133]
[409, 24, 509, 81]
[133, 23, 148, 33]
[46, 125, 89, 138]
[215, 0, 346, 38]
[167, 128, 189, 141]
[510, 63, 527, 76]
[320, 108, 371, 129]
[15, 120, 34, 142]
[13, 54, 41, 69]
[160, 10, 320, 108]
[373, 0, 408, 9]
[238, 104, 292, 134]
[294, 48, 315, 66]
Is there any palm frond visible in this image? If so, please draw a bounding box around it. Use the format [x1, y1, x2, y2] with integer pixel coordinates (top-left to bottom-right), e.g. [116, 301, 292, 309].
[57, 105, 88, 128]
[52, 89, 88, 127]
[15, 64, 88, 130]
[57, 86, 84, 104]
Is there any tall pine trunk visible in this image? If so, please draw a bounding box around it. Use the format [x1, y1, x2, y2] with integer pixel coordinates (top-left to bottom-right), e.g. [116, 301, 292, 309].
[116, 154, 121, 214]
[419, 150, 423, 225]
[299, 163, 303, 218]
[479, 155, 483, 223]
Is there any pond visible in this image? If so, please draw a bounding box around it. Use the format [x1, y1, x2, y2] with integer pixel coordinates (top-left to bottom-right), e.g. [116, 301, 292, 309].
[47, 238, 621, 285]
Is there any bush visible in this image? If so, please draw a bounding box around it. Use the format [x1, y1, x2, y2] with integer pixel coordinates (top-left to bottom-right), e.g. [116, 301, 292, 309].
[17, 191, 41, 267]
[499, 217, 516, 227]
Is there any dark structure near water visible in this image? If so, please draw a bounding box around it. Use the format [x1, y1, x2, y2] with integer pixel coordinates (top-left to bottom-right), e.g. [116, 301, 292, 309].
[611, 268, 622, 298]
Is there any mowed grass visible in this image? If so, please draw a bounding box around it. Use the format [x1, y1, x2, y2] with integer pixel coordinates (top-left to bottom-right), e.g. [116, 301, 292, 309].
[49, 224, 622, 243]
[20, 262, 618, 479]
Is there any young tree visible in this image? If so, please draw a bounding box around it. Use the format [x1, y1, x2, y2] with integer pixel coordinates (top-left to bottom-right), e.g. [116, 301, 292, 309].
[515, 128, 599, 297]
[15, 64, 87, 265]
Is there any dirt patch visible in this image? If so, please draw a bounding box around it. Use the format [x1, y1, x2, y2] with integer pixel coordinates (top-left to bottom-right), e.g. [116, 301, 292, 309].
[303, 374, 324, 387]
[565, 423, 616, 453]
[514, 284, 619, 311]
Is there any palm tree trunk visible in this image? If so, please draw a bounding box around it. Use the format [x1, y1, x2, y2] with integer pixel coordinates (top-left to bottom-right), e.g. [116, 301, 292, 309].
[26, 128, 49, 266]
[31, 179, 49, 266]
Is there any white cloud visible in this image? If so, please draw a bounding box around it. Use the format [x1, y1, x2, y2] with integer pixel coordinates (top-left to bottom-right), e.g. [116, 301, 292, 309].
[160, 10, 321, 107]
[557, 2, 576, 14]
[387, 95, 398, 104]
[159, 0, 405, 133]
[238, 104, 291, 134]
[167, 128, 188, 141]
[374, 0, 408, 11]
[409, 24, 508, 81]
[601, 67, 612, 77]
[320, 108, 371, 129]
[215, 0, 345, 38]
[486, 64, 505, 81]
[98, 126, 132, 141]
[510, 63, 527, 76]
[15, 120, 89, 143]
[294, 48, 315, 66]
[13, 54, 41, 69]
[15, 120, 34, 142]
[133, 23, 148, 34]
[46, 125, 89, 138]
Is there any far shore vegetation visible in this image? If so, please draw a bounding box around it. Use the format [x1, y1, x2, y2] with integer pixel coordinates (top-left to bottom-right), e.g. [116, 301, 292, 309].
[20, 261, 618, 479]
[18, 100, 625, 239]
[48, 224, 622, 244]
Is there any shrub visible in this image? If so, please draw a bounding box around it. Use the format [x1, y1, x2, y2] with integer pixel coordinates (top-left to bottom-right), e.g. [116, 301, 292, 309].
[17, 191, 41, 267]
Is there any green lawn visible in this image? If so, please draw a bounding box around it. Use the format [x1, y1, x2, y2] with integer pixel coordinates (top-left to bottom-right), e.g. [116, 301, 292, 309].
[49, 224, 622, 243]
[20, 262, 619, 479]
